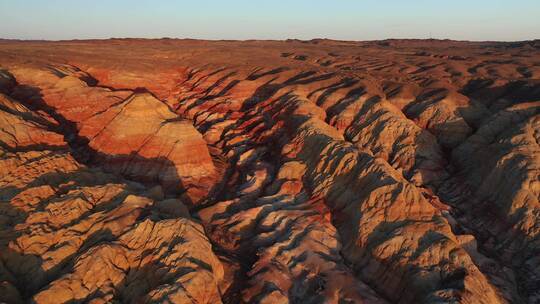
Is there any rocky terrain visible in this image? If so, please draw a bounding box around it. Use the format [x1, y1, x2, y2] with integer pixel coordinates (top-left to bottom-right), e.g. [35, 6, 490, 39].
[0, 38, 539, 303]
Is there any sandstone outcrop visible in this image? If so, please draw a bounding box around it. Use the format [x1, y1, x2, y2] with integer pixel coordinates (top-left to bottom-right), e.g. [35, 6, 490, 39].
[0, 93, 223, 304]
[80, 92, 217, 203]
[1, 39, 539, 303]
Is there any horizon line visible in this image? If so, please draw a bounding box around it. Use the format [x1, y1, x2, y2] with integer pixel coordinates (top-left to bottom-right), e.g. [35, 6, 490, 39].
[1, 36, 539, 43]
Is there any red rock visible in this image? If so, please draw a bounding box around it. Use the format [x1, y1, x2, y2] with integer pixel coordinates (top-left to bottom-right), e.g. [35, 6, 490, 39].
[1, 39, 539, 303]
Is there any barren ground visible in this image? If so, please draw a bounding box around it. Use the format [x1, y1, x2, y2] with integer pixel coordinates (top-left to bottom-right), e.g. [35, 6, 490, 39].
[0, 38, 539, 303]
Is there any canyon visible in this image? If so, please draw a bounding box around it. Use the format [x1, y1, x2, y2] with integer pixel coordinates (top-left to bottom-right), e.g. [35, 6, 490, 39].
[0, 38, 539, 303]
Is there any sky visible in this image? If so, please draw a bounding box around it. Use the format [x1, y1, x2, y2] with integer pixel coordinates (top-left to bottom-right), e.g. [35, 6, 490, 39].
[1, 0, 539, 41]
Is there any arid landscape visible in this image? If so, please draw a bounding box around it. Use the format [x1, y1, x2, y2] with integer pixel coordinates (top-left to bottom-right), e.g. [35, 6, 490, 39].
[0, 38, 539, 303]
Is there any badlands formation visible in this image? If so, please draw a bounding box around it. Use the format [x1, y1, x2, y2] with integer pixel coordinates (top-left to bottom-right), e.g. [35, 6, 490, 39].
[0, 38, 539, 303]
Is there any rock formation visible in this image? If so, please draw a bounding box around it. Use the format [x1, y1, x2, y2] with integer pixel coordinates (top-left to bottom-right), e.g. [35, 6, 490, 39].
[0, 38, 539, 303]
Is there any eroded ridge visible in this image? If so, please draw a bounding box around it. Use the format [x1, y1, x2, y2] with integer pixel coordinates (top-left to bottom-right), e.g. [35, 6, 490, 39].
[0, 38, 539, 303]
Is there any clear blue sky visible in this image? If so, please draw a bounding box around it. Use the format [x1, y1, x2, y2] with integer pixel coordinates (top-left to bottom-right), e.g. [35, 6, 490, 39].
[1, 0, 539, 41]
